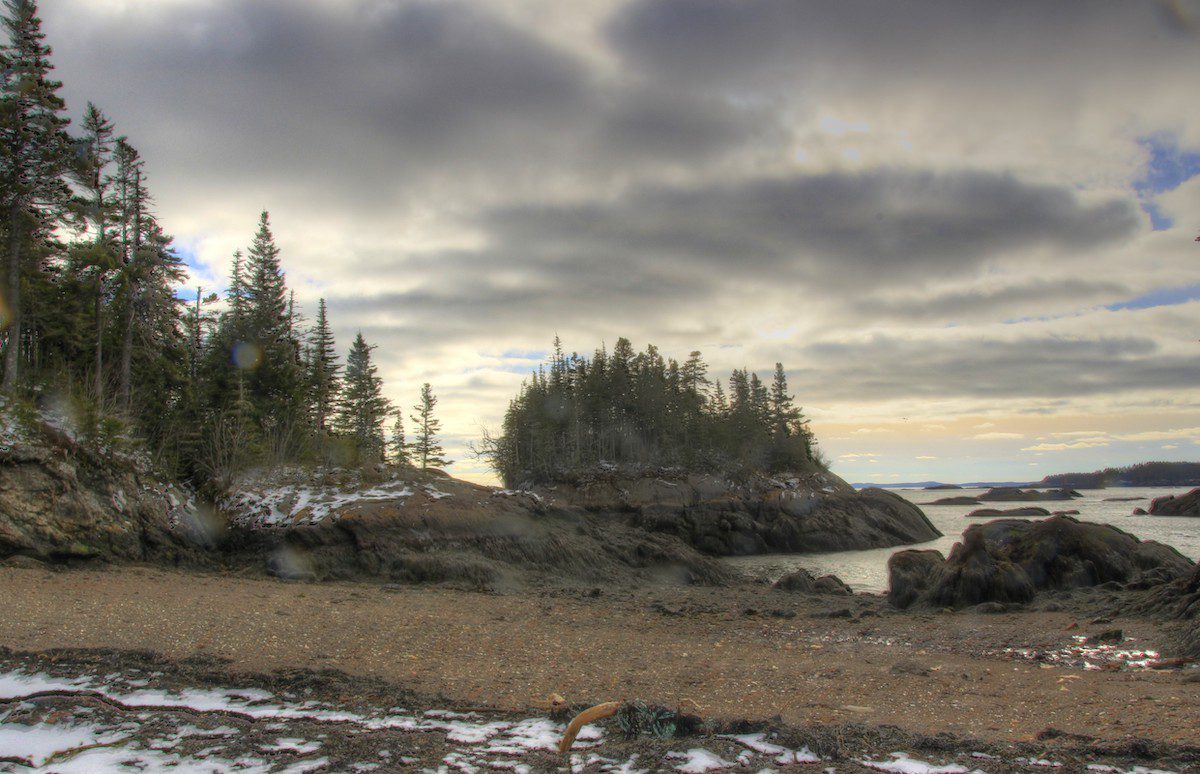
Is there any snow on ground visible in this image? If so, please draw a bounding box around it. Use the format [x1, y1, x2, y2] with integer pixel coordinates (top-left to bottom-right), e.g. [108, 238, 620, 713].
[222, 480, 417, 528]
[0, 666, 1177, 773]
[1001, 635, 1161, 671]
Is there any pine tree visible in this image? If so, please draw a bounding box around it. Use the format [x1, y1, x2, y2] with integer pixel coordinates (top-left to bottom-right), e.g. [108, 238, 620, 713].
[389, 413, 408, 466]
[308, 297, 339, 433]
[0, 0, 72, 391]
[409, 382, 450, 469]
[336, 332, 389, 461]
[69, 103, 118, 402]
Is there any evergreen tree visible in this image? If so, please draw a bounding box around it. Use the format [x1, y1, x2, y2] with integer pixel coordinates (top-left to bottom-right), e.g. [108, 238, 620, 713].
[489, 338, 818, 486]
[335, 332, 389, 460]
[389, 413, 408, 466]
[307, 297, 339, 433]
[409, 382, 449, 469]
[68, 103, 118, 402]
[0, 0, 72, 391]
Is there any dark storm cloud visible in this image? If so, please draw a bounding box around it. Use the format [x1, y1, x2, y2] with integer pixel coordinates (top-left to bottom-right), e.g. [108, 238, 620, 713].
[44, 0, 778, 212]
[479, 170, 1138, 286]
[45, 1, 596, 206]
[792, 334, 1195, 403]
[846, 279, 1131, 325]
[607, 0, 1196, 93]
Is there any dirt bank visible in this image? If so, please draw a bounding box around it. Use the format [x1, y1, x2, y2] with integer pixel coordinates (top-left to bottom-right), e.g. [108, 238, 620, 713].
[1, 565, 1197, 751]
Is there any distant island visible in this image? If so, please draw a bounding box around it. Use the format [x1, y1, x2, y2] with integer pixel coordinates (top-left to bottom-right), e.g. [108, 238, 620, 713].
[855, 461, 1200, 490]
[1037, 461, 1200, 488]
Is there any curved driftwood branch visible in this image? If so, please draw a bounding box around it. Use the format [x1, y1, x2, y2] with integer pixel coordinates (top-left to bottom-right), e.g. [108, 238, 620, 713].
[558, 700, 620, 754]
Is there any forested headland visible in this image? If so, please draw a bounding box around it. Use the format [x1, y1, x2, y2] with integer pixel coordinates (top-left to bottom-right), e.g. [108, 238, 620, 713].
[1038, 461, 1200, 489]
[0, 1, 442, 493]
[486, 337, 820, 487]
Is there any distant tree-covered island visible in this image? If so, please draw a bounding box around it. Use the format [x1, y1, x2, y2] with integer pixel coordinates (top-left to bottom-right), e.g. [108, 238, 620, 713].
[484, 337, 820, 487]
[1038, 461, 1200, 489]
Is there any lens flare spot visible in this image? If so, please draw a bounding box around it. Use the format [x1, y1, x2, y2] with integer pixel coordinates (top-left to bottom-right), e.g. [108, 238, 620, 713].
[232, 342, 263, 370]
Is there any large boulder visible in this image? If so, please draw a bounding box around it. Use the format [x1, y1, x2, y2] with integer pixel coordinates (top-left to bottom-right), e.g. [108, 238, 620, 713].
[887, 516, 1194, 609]
[1148, 488, 1200, 517]
[774, 567, 853, 596]
[886, 549, 945, 609]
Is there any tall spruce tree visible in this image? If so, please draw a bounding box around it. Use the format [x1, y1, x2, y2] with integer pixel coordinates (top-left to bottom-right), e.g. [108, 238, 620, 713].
[336, 332, 389, 460]
[308, 297, 339, 433]
[409, 382, 449, 469]
[389, 413, 408, 466]
[0, 0, 72, 391]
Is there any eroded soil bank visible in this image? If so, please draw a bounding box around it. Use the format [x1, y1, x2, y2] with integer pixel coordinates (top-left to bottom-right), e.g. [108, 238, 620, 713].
[2, 565, 1198, 764]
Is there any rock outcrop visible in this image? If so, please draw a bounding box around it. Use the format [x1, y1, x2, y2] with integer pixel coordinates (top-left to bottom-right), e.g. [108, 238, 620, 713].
[0, 421, 207, 565]
[924, 496, 981, 506]
[1148, 488, 1200, 517]
[221, 470, 734, 589]
[773, 568, 853, 596]
[540, 470, 941, 556]
[977, 487, 1080, 502]
[887, 516, 1194, 609]
[964, 506, 1050, 518]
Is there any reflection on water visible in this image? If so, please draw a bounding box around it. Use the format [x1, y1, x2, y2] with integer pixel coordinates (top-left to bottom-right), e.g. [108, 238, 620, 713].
[725, 486, 1200, 593]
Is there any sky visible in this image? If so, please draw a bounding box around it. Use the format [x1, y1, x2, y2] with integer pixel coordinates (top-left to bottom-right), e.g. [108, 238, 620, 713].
[39, 0, 1200, 485]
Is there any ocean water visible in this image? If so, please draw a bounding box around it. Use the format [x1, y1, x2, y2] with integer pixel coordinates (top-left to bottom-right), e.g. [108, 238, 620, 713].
[725, 486, 1200, 593]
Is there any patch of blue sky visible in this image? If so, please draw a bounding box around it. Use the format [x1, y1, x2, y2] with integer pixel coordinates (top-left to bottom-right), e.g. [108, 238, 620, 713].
[1106, 282, 1200, 311]
[498, 349, 547, 361]
[1133, 134, 1200, 230]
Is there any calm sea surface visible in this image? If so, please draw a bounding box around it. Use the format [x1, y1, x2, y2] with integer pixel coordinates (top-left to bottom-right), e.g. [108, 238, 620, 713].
[724, 486, 1200, 593]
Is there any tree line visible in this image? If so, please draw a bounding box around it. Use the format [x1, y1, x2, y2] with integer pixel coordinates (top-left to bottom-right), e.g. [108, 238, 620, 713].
[486, 337, 819, 486]
[0, 0, 447, 491]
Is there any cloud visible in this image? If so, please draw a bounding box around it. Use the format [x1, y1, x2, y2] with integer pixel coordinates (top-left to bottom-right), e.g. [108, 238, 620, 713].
[916, 455, 938, 460]
[838, 452, 879, 460]
[35, 0, 1200, 484]
[1112, 427, 1200, 441]
[1021, 439, 1111, 452]
[973, 432, 1025, 440]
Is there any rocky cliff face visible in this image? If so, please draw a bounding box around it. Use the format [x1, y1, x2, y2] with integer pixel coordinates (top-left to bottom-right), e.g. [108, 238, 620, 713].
[535, 469, 941, 555]
[220, 469, 734, 588]
[0, 423, 208, 565]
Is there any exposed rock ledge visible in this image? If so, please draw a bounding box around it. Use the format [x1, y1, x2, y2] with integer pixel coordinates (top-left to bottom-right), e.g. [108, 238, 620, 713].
[533, 469, 941, 556]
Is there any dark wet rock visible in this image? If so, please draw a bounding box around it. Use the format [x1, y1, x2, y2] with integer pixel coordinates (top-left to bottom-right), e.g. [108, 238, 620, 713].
[1148, 488, 1200, 517]
[269, 483, 737, 589]
[1086, 629, 1123, 645]
[977, 487, 1081, 502]
[592, 471, 942, 556]
[887, 516, 1194, 610]
[890, 659, 931, 676]
[1, 554, 47, 569]
[965, 506, 1050, 518]
[1103, 496, 1145, 502]
[1126, 562, 1200, 658]
[773, 568, 853, 596]
[924, 496, 981, 506]
[1132, 508, 1148, 516]
[886, 549, 945, 609]
[1051, 510, 1081, 516]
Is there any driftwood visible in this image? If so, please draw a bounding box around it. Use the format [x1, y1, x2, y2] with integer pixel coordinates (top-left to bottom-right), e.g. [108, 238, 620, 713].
[558, 701, 621, 753]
